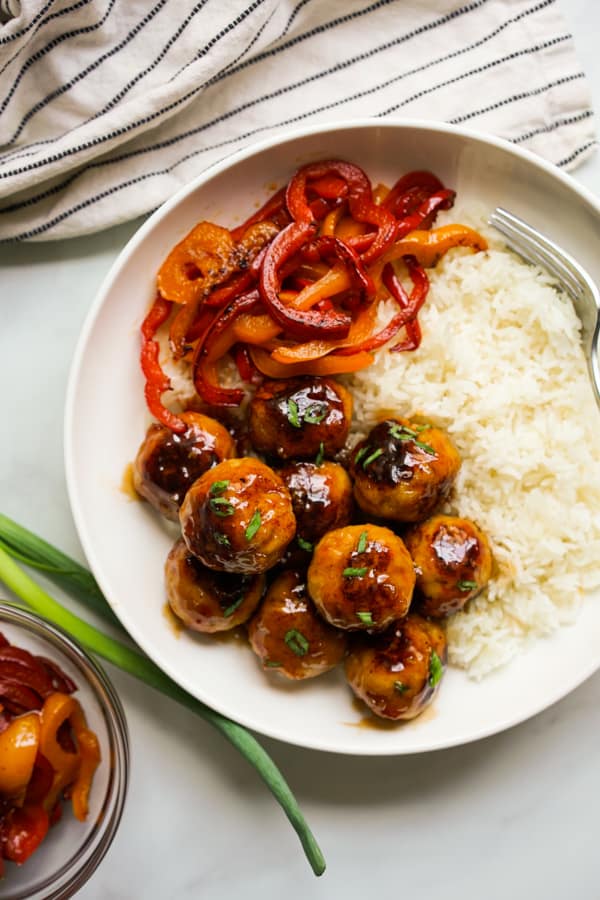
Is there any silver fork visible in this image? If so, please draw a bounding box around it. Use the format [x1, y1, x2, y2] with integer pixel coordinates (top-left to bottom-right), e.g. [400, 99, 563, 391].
[489, 207, 600, 410]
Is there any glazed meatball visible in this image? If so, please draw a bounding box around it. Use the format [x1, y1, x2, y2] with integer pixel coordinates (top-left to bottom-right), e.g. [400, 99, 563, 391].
[248, 376, 352, 460]
[179, 457, 296, 573]
[404, 515, 493, 617]
[279, 461, 353, 559]
[133, 411, 235, 520]
[165, 538, 265, 632]
[351, 418, 461, 523]
[345, 613, 447, 720]
[307, 524, 415, 631]
[248, 570, 347, 679]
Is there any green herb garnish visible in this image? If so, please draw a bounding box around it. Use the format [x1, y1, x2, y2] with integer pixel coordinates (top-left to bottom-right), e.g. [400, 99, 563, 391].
[356, 611, 373, 625]
[210, 480, 230, 496]
[389, 424, 417, 440]
[414, 440, 435, 455]
[356, 530, 368, 554]
[457, 579, 478, 592]
[0, 513, 326, 876]
[284, 629, 310, 657]
[265, 660, 282, 668]
[223, 596, 244, 618]
[394, 681, 409, 694]
[287, 398, 301, 428]
[297, 537, 314, 553]
[414, 423, 431, 433]
[303, 403, 328, 425]
[315, 442, 325, 466]
[362, 448, 383, 469]
[209, 497, 235, 517]
[354, 445, 370, 465]
[214, 532, 231, 547]
[429, 650, 443, 688]
[342, 566, 368, 578]
[245, 509, 261, 541]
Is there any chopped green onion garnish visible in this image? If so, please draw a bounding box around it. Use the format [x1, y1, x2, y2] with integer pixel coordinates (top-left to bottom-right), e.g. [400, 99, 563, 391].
[223, 596, 244, 618]
[457, 579, 478, 592]
[265, 660, 282, 668]
[354, 445, 369, 465]
[415, 423, 431, 433]
[429, 650, 443, 688]
[210, 480, 230, 496]
[245, 509, 261, 541]
[389, 424, 417, 440]
[209, 497, 235, 517]
[303, 403, 328, 425]
[287, 398, 301, 428]
[297, 537, 314, 553]
[362, 448, 383, 469]
[394, 681, 408, 694]
[284, 629, 309, 657]
[356, 611, 373, 625]
[356, 530, 368, 554]
[343, 566, 368, 578]
[414, 440, 435, 455]
[315, 442, 325, 466]
[214, 532, 231, 547]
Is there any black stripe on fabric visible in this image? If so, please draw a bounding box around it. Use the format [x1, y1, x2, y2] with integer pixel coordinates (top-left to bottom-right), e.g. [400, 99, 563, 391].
[94, 0, 211, 118]
[168, 0, 399, 87]
[0, 0, 489, 175]
[0, 0, 268, 166]
[0, 0, 562, 207]
[376, 34, 571, 117]
[0, 0, 117, 116]
[3, 73, 590, 239]
[557, 140, 597, 167]
[0, 0, 55, 45]
[0, 0, 94, 72]
[512, 110, 594, 144]
[447, 72, 585, 124]
[3, 0, 171, 146]
[281, 0, 315, 39]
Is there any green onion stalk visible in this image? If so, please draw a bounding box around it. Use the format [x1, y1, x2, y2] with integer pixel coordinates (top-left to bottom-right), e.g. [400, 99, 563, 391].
[0, 514, 325, 876]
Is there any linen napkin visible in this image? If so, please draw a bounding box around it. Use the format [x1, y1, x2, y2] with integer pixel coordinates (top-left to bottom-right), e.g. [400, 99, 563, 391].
[0, 0, 595, 242]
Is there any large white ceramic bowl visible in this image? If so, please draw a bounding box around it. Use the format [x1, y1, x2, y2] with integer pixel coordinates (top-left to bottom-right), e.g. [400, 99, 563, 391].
[65, 119, 600, 755]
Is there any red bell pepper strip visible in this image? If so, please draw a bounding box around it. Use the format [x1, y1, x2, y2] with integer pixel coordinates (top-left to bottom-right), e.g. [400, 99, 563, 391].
[230, 187, 289, 241]
[384, 256, 429, 352]
[192, 290, 263, 406]
[383, 171, 444, 215]
[1, 805, 49, 865]
[285, 160, 397, 265]
[140, 296, 186, 433]
[301, 235, 375, 303]
[259, 222, 352, 341]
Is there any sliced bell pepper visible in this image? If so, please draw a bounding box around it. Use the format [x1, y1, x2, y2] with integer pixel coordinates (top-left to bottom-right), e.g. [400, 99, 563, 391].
[1, 805, 49, 865]
[250, 346, 374, 378]
[157, 221, 235, 305]
[0, 712, 41, 797]
[140, 296, 186, 433]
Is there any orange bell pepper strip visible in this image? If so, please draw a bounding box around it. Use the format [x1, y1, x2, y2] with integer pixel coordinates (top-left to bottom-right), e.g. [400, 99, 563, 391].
[376, 223, 488, 271]
[250, 346, 374, 378]
[39, 693, 101, 821]
[0, 711, 41, 797]
[157, 222, 235, 305]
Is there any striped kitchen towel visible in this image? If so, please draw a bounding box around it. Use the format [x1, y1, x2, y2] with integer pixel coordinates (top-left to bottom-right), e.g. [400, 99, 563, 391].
[0, 0, 595, 241]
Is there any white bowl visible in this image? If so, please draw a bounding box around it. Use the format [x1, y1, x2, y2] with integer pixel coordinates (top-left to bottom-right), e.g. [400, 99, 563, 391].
[65, 119, 600, 755]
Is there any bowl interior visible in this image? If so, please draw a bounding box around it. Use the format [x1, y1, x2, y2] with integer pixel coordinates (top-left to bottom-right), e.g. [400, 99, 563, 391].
[66, 120, 600, 755]
[0, 605, 128, 900]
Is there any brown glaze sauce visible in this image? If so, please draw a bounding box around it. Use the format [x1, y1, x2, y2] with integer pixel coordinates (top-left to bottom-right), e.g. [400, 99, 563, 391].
[120, 462, 140, 501]
[163, 602, 183, 637]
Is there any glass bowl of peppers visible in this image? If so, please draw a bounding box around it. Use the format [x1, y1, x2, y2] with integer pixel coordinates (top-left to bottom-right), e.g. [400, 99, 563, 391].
[0, 603, 129, 899]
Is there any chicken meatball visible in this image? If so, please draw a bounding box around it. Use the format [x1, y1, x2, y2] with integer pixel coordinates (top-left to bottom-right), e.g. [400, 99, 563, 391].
[345, 613, 447, 720]
[279, 460, 353, 560]
[351, 418, 461, 523]
[404, 515, 493, 617]
[133, 411, 235, 520]
[248, 376, 352, 460]
[179, 458, 296, 573]
[165, 538, 265, 632]
[307, 524, 415, 631]
[248, 570, 347, 679]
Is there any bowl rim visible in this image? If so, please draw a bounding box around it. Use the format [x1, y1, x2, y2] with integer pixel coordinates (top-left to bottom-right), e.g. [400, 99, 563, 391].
[0, 602, 129, 899]
[65, 117, 600, 755]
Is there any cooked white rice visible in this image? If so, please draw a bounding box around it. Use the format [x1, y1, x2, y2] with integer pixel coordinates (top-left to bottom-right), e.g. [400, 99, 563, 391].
[345, 213, 600, 678]
[161, 212, 600, 679]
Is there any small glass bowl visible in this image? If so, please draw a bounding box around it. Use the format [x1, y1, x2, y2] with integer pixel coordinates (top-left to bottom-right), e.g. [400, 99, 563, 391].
[0, 603, 129, 900]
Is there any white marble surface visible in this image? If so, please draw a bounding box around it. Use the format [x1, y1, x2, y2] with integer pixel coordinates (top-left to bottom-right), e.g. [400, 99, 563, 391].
[1, 2, 600, 896]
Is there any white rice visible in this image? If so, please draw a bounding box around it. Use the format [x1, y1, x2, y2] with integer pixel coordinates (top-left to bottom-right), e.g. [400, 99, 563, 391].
[345, 211, 600, 678]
